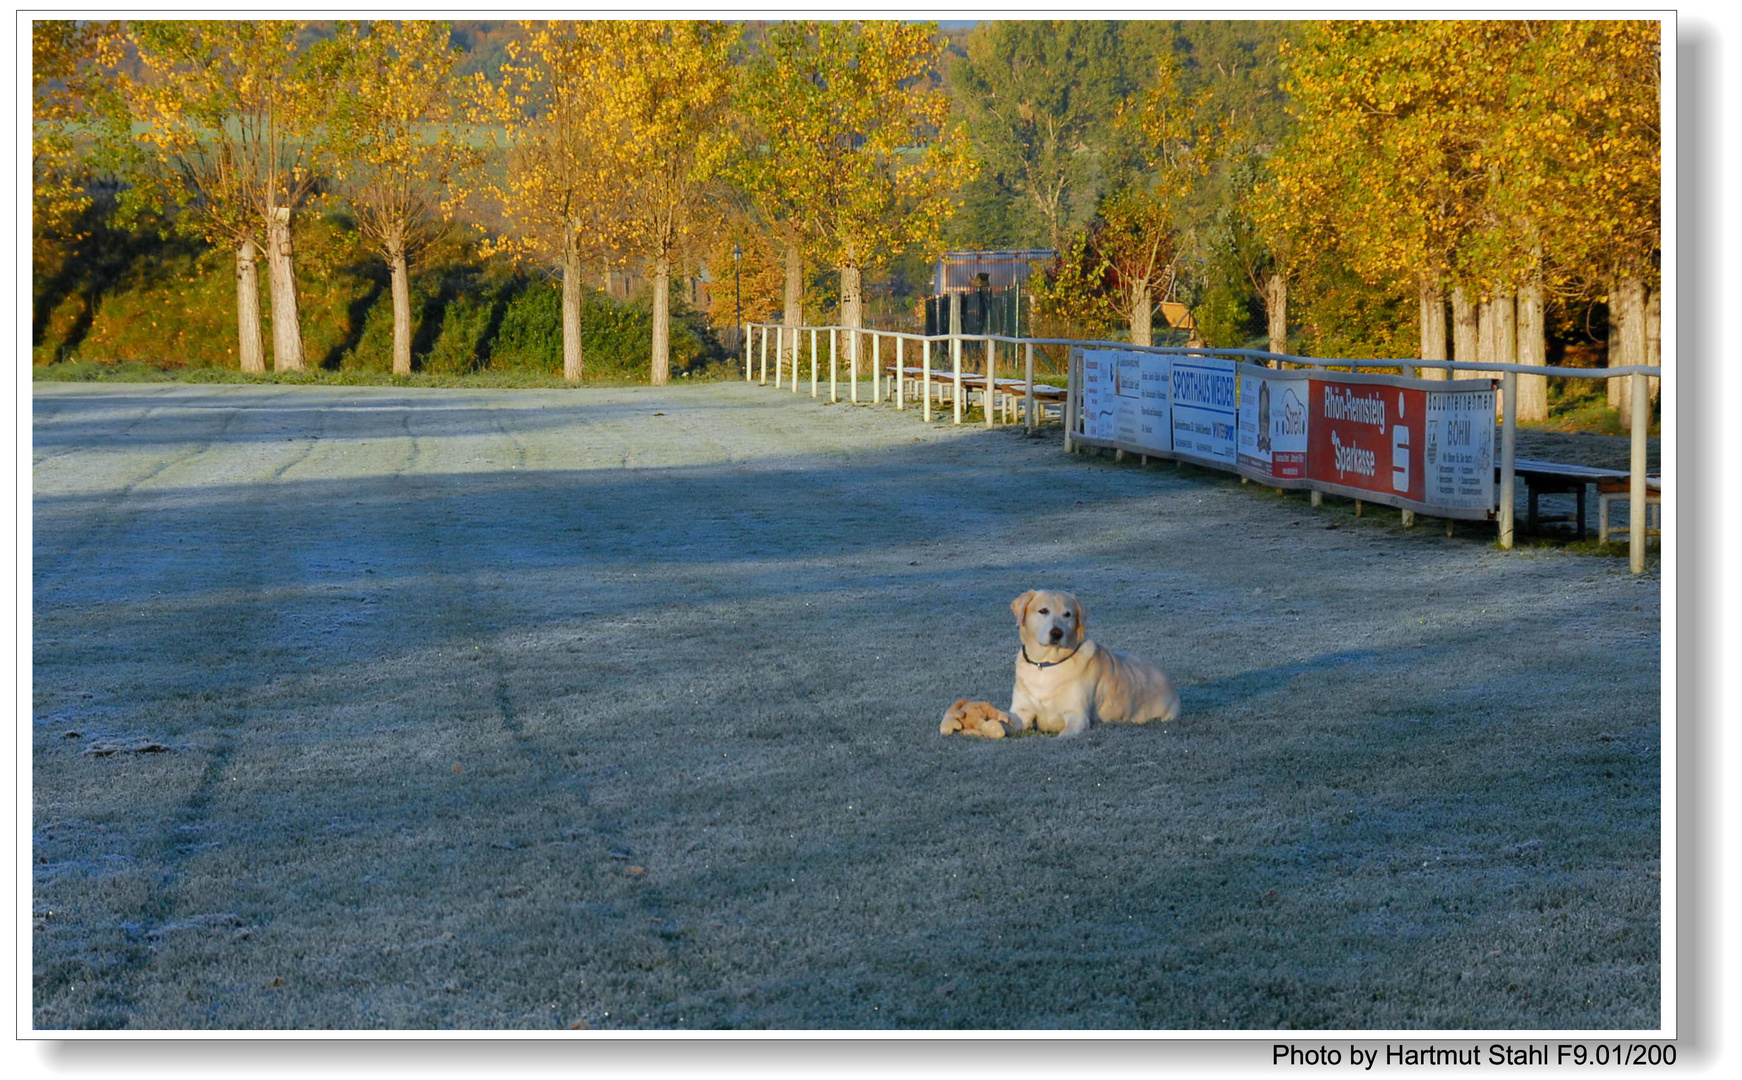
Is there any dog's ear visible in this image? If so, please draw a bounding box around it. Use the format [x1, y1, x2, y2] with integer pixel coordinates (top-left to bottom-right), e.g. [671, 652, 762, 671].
[1010, 590, 1034, 625]
[1071, 594, 1087, 644]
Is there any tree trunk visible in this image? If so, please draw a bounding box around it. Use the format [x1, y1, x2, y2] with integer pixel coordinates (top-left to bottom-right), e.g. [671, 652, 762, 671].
[561, 232, 584, 383]
[265, 208, 305, 372]
[783, 239, 803, 371]
[1476, 296, 1495, 383]
[840, 262, 864, 330]
[650, 252, 671, 385]
[1646, 285, 1660, 405]
[1449, 289, 1477, 381]
[1610, 276, 1645, 431]
[1266, 272, 1288, 357]
[1517, 278, 1548, 422]
[235, 238, 265, 374]
[1129, 276, 1152, 347]
[389, 245, 412, 376]
[1495, 290, 1516, 417]
[1418, 279, 1446, 378]
[841, 263, 865, 384]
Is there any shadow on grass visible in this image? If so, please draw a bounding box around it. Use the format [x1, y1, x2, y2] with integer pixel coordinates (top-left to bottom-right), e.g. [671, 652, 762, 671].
[29, 385, 1662, 1030]
[1187, 650, 1383, 711]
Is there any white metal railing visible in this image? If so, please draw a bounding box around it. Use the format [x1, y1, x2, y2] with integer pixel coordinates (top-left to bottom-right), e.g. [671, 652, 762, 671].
[740, 322, 1663, 575]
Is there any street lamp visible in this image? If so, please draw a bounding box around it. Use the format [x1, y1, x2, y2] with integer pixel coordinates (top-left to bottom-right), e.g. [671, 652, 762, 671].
[732, 243, 743, 356]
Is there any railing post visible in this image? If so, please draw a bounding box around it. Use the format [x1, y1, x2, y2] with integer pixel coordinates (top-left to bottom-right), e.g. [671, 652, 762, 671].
[1025, 342, 1036, 435]
[873, 334, 882, 405]
[829, 327, 838, 402]
[849, 330, 859, 403]
[1064, 345, 1077, 452]
[986, 337, 997, 429]
[896, 337, 905, 410]
[1499, 371, 1517, 550]
[952, 332, 963, 424]
[759, 325, 768, 385]
[744, 323, 752, 382]
[776, 326, 785, 388]
[922, 337, 932, 423]
[805, 328, 815, 396]
[1630, 370, 1648, 574]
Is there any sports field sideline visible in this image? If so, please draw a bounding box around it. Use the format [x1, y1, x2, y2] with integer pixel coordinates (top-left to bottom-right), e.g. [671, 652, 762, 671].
[30, 381, 1661, 1030]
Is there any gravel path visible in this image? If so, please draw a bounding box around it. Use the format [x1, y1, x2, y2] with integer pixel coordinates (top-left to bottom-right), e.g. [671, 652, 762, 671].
[32, 381, 1661, 1030]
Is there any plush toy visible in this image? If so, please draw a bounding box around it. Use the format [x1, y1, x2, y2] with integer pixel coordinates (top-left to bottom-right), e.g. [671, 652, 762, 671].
[940, 698, 1013, 738]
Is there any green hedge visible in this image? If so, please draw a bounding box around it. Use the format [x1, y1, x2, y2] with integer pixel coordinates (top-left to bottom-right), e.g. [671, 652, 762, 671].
[33, 213, 726, 381]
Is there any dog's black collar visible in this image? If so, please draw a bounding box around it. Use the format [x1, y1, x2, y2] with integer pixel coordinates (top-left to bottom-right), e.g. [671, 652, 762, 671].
[1022, 643, 1082, 669]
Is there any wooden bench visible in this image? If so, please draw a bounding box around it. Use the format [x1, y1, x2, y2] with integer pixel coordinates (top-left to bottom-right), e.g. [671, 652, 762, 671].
[883, 365, 1066, 421]
[1507, 458, 1646, 541]
[1597, 475, 1662, 545]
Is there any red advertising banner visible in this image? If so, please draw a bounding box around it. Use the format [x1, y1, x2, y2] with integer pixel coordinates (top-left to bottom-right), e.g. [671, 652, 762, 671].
[1307, 375, 1426, 506]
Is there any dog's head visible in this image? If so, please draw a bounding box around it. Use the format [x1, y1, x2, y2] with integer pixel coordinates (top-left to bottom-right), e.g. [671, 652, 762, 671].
[1011, 589, 1086, 651]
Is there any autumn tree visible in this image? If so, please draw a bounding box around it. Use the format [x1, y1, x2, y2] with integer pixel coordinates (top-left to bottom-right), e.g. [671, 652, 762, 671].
[31, 21, 127, 270]
[1267, 19, 1658, 417]
[746, 22, 970, 337]
[1268, 22, 1494, 376]
[738, 21, 831, 367]
[324, 20, 482, 376]
[594, 21, 734, 384]
[1100, 51, 1228, 345]
[124, 20, 329, 373]
[491, 21, 633, 382]
[1492, 20, 1660, 426]
[1167, 22, 1297, 351]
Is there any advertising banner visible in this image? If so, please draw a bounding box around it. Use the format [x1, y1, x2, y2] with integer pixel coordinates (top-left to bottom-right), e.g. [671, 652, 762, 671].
[1112, 351, 1142, 446]
[1136, 352, 1172, 453]
[1082, 349, 1171, 453]
[1424, 382, 1497, 512]
[1170, 356, 1237, 466]
[1080, 348, 1111, 441]
[1307, 374, 1426, 506]
[1235, 364, 1311, 484]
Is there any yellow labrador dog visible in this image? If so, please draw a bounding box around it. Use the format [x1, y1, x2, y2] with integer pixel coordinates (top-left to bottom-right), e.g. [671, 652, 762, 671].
[1007, 589, 1180, 738]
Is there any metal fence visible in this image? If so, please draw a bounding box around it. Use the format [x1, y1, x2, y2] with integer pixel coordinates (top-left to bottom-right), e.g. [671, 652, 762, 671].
[739, 322, 1663, 576]
[923, 287, 1021, 338]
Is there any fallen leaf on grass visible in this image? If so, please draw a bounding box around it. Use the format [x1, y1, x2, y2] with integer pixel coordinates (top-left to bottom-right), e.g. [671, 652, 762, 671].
[625, 866, 646, 878]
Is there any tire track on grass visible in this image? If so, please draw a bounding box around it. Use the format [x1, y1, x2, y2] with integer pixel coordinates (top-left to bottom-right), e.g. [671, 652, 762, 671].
[31, 394, 325, 1029]
[34, 387, 403, 1028]
[30, 384, 187, 469]
[379, 400, 687, 1027]
[31, 387, 310, 592]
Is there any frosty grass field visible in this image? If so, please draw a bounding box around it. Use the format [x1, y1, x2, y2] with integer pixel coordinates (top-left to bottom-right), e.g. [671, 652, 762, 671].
[31, 380, 1661, 1030]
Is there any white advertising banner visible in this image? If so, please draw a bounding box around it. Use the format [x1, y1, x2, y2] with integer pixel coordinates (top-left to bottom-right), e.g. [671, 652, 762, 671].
[1081, 349, 1112, 441]
[1171, 355, 1237, 465]
[1112, 351, 1142, 446]
[1082, 349, 1171, 453]
[1424, 383, 1497, 511]
[1080, 350, 1107, 442]
[1136, 352, 1172, 453]
[1235, 364, 1311, 482]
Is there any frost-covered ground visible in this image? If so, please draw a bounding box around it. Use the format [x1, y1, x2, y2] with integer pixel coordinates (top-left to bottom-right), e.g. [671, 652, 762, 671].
[31, 381, 1660, 1030]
